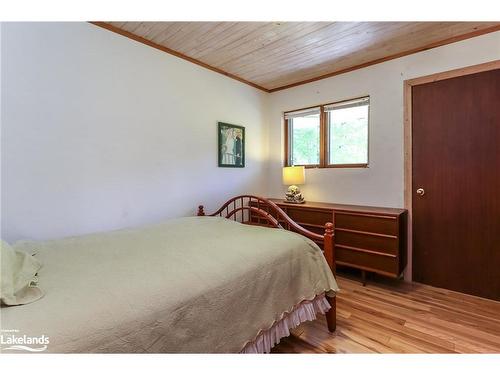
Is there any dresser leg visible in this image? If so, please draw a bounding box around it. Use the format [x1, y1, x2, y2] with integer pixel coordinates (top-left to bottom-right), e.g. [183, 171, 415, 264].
[361, 270, 367, 286]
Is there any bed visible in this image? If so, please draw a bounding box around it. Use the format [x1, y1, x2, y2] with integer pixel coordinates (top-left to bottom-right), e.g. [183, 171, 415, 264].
[1, 196, 338, 353]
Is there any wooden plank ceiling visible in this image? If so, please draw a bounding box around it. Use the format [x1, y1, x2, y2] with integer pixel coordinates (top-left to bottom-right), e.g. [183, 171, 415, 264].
[96, 22, 500, 92]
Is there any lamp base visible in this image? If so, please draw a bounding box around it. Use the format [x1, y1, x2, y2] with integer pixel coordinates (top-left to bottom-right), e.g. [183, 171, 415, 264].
[285, 185, 305, 204]
[284, 199, 306, 204]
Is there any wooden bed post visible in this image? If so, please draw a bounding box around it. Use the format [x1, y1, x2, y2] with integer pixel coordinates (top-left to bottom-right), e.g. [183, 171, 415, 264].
[324, 222, 337, 332]
[197, 205, 205, 216]
[323, 223, 335, 273]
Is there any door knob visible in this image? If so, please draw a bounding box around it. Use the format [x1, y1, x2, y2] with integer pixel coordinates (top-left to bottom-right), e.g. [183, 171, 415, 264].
[416, 188, 425, 196]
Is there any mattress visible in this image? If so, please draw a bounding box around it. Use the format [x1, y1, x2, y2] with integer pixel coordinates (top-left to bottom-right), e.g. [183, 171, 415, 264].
[0, 216, 338, 353]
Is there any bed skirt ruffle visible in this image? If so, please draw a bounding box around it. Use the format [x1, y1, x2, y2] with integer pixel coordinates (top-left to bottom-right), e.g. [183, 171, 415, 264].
[240, 293, 331, 354]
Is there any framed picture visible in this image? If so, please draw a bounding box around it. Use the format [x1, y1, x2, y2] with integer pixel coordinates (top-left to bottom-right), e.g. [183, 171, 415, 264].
[218, 122, 245, 168]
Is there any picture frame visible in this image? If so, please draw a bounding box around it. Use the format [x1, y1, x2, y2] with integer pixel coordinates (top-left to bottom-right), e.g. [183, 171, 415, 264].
[218, 122, 245, 168]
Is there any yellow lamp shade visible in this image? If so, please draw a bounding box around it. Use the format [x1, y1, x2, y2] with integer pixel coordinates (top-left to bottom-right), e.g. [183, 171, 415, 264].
[282, 166, 305, 186]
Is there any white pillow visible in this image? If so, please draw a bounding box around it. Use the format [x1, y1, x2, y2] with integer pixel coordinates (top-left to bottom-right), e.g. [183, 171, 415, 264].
[1, 240, 44, 305]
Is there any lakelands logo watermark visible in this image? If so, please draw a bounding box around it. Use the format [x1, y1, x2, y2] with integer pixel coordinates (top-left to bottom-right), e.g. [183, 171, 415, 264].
[0, 329, 49, 352]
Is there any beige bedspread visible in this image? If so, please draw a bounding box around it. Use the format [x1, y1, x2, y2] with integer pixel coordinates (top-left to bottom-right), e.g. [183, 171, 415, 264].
[1, 216, 338, 353]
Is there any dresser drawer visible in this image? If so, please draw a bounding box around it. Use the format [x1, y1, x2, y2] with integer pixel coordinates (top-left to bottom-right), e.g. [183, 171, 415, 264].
[285, 207, 333, 227]
[334, 212, 398, 236]
[335, 229, 398, 255]
[300, 223, 325, 235]
[336, 247, 399, 276]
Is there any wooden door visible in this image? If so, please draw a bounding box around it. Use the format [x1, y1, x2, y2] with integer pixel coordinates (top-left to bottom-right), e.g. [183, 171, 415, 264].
[412, 68, 500, 301]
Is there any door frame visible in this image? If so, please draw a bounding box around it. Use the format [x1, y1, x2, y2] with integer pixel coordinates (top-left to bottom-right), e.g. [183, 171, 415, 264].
[403, 59, 500, 281]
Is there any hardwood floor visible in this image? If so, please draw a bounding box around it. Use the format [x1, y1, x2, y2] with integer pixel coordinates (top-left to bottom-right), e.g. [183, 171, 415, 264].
[271, 274, 500, 353]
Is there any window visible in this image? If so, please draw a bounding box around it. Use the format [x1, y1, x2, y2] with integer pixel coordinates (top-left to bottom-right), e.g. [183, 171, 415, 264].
[325, 97, 369, 166]
[284, 97, 369, 168]
[285, 107, 321, 166]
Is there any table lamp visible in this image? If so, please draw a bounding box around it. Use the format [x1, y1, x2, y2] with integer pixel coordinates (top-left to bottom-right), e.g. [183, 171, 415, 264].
[282, 166, 305, 204]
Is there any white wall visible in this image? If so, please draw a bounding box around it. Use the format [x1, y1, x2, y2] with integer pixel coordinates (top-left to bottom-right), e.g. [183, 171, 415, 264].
[267, 31, 500, 208]
[2, 23, 499, 245]
[1, 22, 268, 242]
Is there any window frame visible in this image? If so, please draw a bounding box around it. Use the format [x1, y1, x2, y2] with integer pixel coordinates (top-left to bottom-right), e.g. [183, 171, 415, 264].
[284, 107, 322, 168]
[284, 96, 370, 169]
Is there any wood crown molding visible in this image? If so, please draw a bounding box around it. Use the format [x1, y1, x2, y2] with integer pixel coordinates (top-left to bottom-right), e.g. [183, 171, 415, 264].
[90, 22, 500, 93]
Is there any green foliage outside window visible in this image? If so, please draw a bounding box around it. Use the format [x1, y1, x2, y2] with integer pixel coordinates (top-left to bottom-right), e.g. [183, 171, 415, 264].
[291, 115, 320, 165]
[329, 105, 368, 165]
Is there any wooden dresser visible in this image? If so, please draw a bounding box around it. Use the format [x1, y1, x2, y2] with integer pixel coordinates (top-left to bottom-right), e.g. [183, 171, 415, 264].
[250, 198, 407, 283]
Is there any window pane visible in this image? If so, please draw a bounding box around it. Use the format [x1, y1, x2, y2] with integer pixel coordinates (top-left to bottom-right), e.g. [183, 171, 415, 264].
[291, 114, 320, 165]
[328, 104, 368, 165]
